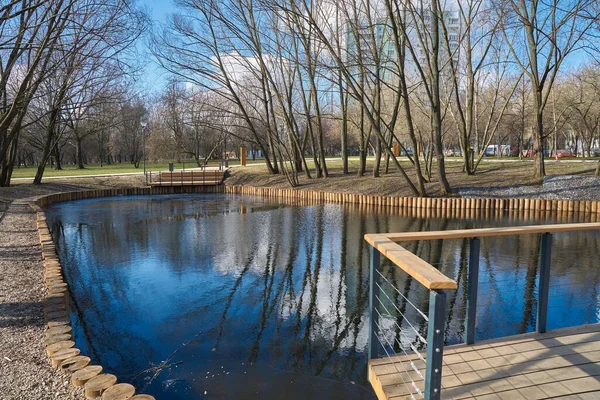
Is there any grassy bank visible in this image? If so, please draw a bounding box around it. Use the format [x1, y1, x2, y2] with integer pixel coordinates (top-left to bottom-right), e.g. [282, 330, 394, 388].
[227, 158, 599, 197]
[2, 157, 598, 207]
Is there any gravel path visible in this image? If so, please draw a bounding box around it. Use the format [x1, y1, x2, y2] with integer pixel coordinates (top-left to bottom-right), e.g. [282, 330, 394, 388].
[0, 199, 84, 399]
[0, 177, 144, 399]
[459, 175, 600, 200]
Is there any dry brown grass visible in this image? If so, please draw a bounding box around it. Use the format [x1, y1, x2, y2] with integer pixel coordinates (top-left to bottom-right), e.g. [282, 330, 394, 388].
[0, 158, 596, 211]
[0, 175, 146, 211]
[227, 158, 599, 197]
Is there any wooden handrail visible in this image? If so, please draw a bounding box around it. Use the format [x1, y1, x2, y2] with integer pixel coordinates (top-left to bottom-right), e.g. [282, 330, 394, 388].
[365, 235, 457, 290]
[364, 222, 600, 291]
[366, 222, 600, 242]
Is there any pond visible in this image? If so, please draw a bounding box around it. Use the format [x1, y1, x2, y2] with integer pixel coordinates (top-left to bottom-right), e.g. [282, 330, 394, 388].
[45, 194, 600, 399]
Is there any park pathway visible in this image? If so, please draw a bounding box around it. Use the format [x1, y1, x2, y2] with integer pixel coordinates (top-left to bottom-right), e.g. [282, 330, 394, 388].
[0, 198, 83, 399]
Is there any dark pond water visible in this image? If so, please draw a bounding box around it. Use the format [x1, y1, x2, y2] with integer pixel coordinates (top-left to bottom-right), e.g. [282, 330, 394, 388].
[46, 194, 600, 399]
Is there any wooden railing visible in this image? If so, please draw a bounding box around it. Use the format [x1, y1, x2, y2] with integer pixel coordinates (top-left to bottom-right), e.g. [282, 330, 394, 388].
[364, 222, 600, 400]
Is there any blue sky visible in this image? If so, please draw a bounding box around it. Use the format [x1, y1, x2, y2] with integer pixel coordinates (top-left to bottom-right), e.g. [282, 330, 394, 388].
[138, 0, 178, 93]
[141, 0, 175, 23]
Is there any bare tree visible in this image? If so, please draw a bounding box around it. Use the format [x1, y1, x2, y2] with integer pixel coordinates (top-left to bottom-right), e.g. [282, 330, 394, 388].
[499, 0, 598, 178]
[152, 0, 281, 176]
[562, 67, 600, 159]
[0, 1, 75, 186]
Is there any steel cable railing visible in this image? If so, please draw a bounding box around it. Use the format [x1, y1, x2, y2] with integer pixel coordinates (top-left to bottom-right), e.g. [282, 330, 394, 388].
[373, 317, 424, 399]
[366, 241, 455, 400]
[376, 269, 429, 322]
[373, 311, 427, 381]
[374, 288, 428, 346]
[366, 222, 600, 400]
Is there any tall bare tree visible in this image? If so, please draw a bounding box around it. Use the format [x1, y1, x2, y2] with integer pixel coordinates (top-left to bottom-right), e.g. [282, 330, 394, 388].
[499, 0, 598, 178]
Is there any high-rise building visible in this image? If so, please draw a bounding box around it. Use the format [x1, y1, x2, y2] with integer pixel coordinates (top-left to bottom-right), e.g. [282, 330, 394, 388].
[346, 9, 461, 83]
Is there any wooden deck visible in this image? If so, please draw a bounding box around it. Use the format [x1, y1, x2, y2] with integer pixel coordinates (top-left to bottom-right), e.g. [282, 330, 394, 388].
[369, 324, 600, 399]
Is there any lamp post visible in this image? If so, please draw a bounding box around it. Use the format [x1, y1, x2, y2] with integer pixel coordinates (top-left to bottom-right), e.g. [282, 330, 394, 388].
[141, 121, 147, 185]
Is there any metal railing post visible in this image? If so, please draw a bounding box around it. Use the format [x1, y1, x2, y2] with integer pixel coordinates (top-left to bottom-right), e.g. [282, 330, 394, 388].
[368, 245, 381, 360]
[425, 290, 446, 400]
[537, 232, 552, 333]
[465, 237, 480, 345]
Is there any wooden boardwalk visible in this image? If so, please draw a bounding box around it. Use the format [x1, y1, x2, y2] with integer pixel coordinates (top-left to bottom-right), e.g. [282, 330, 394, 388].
[148, 168, 228, 187]
[369, 324, 600, 399]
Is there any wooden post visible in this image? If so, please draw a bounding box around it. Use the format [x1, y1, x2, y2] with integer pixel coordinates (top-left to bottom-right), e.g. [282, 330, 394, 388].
[72, 366, 103, 387]
[240, 147, 246, 166]
[84, 374, 117, 399]
[368, 246, 381, 360]
[425, 290, 446, 400]
[537, 233, 552, 334]
[465, 237, 480, 345]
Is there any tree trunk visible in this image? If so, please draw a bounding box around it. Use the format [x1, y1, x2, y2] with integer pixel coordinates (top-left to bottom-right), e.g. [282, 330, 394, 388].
[533, 91, 546, 178]
[358, 105, 367, 176]
[34, 128, 55, 185]
[54, 144, 62, 171]
[430, 2, 451, 195]
[266, 131, 279, 174]
[76, 136, 85, 169]
[0, 136, 19, 187]
[340, 80, 348, 174]
[373, 136, 381, 178]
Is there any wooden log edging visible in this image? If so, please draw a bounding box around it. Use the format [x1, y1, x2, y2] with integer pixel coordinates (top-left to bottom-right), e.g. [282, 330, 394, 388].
[29, 199, 158, 400]
[30, 185, 600, 221]
[26, 184, 600, 399]
[220, 185, 600, 223]
[223, 185, 598, 211]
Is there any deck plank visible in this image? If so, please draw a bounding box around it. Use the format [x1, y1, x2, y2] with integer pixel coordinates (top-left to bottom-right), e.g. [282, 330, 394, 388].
[369, 324, 600, 400]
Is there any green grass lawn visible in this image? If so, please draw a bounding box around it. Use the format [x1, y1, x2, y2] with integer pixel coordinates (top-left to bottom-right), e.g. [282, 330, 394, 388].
[9, 156, 598, 182]
[11, 160, 243, 179]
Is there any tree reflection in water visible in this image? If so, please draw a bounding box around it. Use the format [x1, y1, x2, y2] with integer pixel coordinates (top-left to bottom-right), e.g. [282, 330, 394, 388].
[46, 194, 600, 400]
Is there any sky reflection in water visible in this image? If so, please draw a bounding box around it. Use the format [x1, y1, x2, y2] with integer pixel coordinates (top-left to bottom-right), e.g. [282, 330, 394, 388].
[45, 194, 600, 399]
